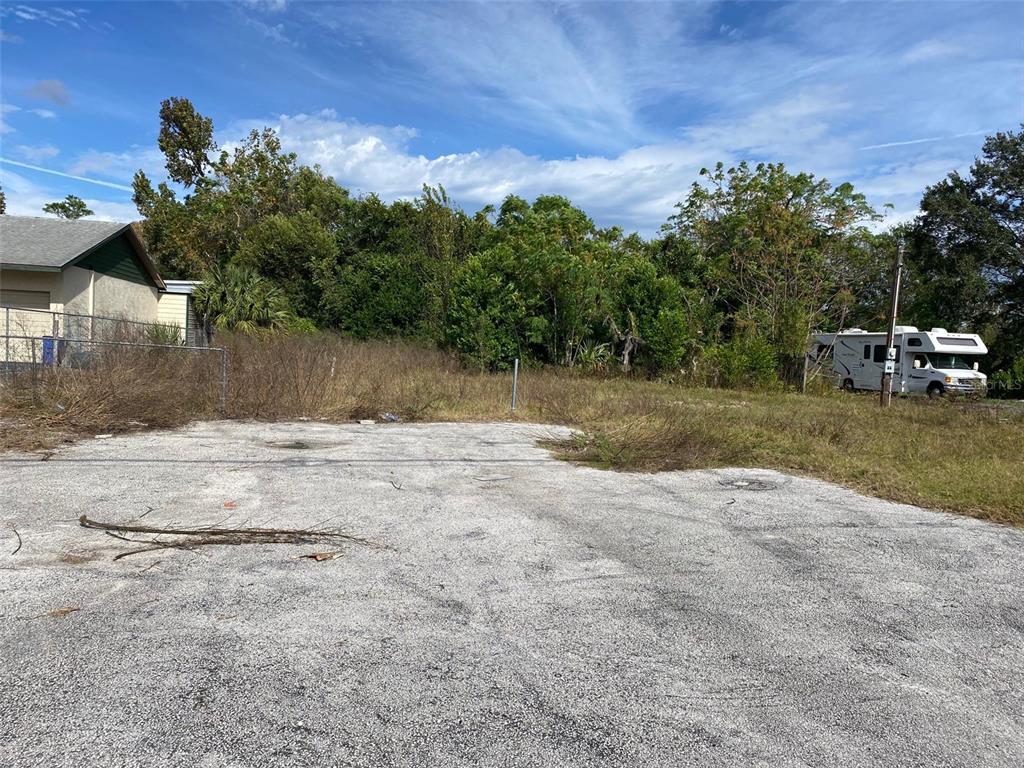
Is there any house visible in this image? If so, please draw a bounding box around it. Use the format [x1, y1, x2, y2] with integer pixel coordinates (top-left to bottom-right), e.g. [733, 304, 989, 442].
[0, 215, 201, 347]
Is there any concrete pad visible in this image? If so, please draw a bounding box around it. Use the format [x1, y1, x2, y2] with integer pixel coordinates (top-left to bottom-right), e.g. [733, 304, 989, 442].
[1, 421, 1022, 767]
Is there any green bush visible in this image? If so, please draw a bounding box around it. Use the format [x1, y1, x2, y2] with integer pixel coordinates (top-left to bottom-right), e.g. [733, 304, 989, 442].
[989, 358, 1024, 399]
[318, 250, 428, 338]
[145, 323, 185, 346]
[706, 334, 779, 389]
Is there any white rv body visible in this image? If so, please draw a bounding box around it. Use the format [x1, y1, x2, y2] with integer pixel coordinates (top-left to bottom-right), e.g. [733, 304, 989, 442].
[811, 326, 988, 396]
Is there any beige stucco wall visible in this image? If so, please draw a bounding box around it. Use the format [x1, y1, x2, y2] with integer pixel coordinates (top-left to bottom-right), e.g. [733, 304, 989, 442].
[1, 267, 159, 323]
[60, 266, 93, 316]
[2, 267, 160, 360]
[90, 272, 159, 323]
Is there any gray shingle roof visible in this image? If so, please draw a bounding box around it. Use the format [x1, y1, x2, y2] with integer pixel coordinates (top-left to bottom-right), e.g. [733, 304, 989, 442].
[0, 215, 128, 269]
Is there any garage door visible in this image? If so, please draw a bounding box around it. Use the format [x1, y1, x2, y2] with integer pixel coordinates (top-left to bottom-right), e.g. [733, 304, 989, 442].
[0, 289, 50, 309]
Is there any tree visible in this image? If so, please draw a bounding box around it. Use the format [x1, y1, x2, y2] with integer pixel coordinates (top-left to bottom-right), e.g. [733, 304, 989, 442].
[447, 246, 531, 369]
[133, 111, 318, 279]
[232, 212, 337, 321]
[0, 185, 6, 214]
[132, 171, 205, 278]
[318, 249, 429, 338]
[417, 184, 462, 333]
[909, 125, 1024, 371]
[602, 251, 692, 372]
[191, 263, 293, 336]
[42, 194, 93, 219]
[666, 162, 881, 359]
[157, 97, 215, 188]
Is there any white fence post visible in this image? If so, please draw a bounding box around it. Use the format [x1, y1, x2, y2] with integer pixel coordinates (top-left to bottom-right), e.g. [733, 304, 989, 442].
[511, 358, 519, 411]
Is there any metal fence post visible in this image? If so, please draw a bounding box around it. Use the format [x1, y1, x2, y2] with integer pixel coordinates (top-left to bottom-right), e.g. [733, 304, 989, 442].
[511, 358, 519, 412]
[30, 338, 38, 404]
[219, 349, 228, 413]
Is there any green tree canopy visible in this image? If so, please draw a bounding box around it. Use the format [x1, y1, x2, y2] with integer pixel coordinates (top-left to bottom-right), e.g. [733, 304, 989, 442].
[157, 96, 216, 188]
[909, 124, 1024, 370]
[127, 95, 1022, 388]
[232, 211, 337, 321]
[42, 194, 93, 219]
[666, 161, 882, 357]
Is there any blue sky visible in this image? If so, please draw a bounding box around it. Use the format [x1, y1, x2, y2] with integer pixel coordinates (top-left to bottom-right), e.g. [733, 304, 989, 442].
[1, 0, 1021, 234]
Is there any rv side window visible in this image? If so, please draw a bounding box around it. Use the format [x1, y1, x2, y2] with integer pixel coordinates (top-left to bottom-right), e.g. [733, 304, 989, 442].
[864, 345, 871, 359]
[907, 338, 922, 347]
[873, 345, 901, 363]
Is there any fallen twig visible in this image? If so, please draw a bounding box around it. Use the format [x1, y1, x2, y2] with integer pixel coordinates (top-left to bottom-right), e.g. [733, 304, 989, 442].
[294, 551, 343, 561]
[79, 514, 382, 560]
[34, 606, 79, 619]
[10, 526, 22, 555]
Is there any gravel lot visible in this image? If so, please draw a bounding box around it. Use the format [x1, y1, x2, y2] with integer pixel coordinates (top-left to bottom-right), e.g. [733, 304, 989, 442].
[1, 420, 1022, 767]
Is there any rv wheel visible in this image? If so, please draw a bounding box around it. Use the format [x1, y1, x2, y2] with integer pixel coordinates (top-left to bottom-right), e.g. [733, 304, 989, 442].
[927, 383, 944, 399]
[842, 378, 856, 392]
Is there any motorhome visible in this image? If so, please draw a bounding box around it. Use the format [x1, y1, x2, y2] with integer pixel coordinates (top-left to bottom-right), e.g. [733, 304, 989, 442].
[811, 326, 988, 397]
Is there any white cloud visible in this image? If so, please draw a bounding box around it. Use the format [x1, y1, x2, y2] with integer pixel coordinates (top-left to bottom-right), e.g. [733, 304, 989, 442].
[243, 0, 288, 12]
[0, 158, 133, 192]
[7, 5, 83, 29]
[226, 96, 864, 233]
[850, 156, 968, 201]
[14, 144, 59, 163]
[0, 4, 110, 32]
[28, 108, 57, 119]
[244, 17, 295, 46]
[859, 129, 993, 151]
[67, 146, 164, 181]
[903, 40, 962, 63]
[0, 103, 20, 134]
[304, 2, 708, 152]
[0, 167, 138, 222]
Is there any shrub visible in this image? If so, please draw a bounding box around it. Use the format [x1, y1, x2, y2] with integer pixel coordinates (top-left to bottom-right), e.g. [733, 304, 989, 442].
[705, 334, 778, 389]
[145, 322, 186, 346]
[192, 263, 294, 335]
[989, 358, 1024, 399]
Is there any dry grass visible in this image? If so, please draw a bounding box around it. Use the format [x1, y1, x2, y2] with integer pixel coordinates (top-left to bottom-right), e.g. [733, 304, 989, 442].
[2, 333, 1021, 524]
[536, 380, 1024, 525]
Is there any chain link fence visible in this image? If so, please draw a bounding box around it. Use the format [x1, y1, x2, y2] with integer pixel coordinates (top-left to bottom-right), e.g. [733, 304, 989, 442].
[1, 306, 226, 411]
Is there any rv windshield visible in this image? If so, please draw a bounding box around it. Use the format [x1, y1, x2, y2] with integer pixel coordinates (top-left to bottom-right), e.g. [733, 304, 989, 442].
[928, 353, 975, 370]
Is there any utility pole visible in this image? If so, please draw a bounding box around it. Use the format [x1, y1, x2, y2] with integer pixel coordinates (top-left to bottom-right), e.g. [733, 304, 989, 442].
[880, 243, 904, 407]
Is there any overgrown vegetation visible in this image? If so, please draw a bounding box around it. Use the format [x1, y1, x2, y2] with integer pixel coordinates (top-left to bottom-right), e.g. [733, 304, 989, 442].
[2, 336, 1021, 524]
[123, 98, 1023, 391]
[9, 103, 1019, 521]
